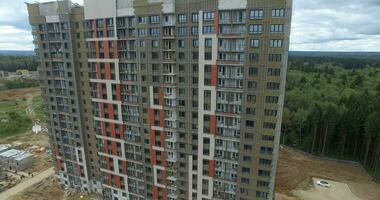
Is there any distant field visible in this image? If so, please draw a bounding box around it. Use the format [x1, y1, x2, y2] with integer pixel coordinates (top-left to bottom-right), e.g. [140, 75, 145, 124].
[0, 87, 42, 139]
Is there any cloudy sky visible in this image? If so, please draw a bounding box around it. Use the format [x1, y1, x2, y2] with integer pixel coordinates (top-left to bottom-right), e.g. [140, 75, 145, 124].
[0, 0, 379, 51]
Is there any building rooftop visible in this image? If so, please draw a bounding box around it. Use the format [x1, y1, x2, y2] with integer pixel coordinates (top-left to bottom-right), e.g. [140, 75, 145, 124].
[0, 144, 11, 153]
[0, 149, 32, 161]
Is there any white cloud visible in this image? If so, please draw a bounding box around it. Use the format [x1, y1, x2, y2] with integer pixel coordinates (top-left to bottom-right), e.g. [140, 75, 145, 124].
[0, 0, 379, 51]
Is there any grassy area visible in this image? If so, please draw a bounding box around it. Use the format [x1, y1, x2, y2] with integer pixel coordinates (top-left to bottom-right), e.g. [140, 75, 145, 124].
[32, 96, 45, 122]
[0, 99, 27, 118]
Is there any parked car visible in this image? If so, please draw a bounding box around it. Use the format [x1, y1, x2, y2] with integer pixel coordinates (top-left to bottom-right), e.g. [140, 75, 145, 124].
[317, 180, 331, 188]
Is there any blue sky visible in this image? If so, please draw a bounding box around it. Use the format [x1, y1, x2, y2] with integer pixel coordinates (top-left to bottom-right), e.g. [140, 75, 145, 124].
[0, 0, 379, 51]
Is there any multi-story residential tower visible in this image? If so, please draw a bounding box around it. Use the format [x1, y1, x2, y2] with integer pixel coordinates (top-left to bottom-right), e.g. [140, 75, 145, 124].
[28, 0, 292, 199]
[26, 0, 102, 192]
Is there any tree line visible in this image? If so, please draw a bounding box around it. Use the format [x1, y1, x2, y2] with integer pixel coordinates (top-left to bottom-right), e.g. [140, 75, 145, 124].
[0, 55, 37, 72]
[283, 56, 380, 177]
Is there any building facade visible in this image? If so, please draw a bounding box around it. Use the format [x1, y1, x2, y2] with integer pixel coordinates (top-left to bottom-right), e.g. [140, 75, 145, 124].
[28, 0, 292, 199]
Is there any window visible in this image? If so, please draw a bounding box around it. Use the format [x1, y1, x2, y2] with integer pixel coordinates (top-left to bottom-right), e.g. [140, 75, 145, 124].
[257, 180, 269, 188]
[152, 40, 159, 48]
[249, 24, 263, 34]
[269, 54, 282, 62]
[250, 9, 263, 19]
[265, 96, 278, 103]
[205, 39, 212, 48]
[263, 122, 276, 129]
[246, 107, 255, 115]
[149, 15, 160, 24]
[191, 27, 199, 35]
[138, 16, 146, 24]
[258, 169, 271, 177]
[150, 28, 160, 37]
[247, 95, 256, 102]
[270, 39, 283, 48]
[178, 40, 185, 48]
[268, 68, 280, 76]
[203, 11, 214, 21]
[250, 39, 259, 48]
[205, 52, 212, 60]
[249, 68, 258, 76]
[272, 9, 285, 17]
[248, 81, 257, 89]
[262, 135, 275, 141]
[266, 82, 280, 90]
[193, 39, 199, 47]
[270, 24, 284, 33]
[203, 26, 214, 34]
[178, 14, 187, 23]
[178, 27, 186, 36]
[138, 28, 147, 36]
[259, 158, 272, 166]
[249, 53, 259, 63]
[192, 13, 199, 22]
[246, 120, 254, 127]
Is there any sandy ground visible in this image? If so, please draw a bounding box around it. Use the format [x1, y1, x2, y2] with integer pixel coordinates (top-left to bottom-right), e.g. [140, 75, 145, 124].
[9, 176, 94, 200]
[275, 146, 380, 200]
[293, 178, 361, 200]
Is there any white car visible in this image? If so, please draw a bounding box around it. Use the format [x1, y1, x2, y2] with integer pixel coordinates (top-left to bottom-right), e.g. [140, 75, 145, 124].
[317, 180, 331, 188]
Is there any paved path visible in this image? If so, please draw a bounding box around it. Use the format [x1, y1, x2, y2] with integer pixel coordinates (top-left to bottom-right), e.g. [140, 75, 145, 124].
[0, 167, 54, 200]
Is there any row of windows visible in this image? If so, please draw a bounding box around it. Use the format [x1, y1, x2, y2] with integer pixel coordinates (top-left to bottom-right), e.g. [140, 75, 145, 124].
[133, 9, 285, 25]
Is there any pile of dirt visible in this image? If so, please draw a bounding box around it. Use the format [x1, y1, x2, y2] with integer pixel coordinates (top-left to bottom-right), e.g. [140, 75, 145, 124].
[276, 146, 380, 200]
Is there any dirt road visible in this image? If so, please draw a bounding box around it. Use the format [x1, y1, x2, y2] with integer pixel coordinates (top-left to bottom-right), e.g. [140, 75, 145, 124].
[276, 146, 380, 200]
[0, 167, 54, 200]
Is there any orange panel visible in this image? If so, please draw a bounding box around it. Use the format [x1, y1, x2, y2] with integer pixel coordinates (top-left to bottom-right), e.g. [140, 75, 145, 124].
[214, 11, 219, 34]
[116, 84, 121, 101]
[211, 64, 218, 86]
[77, 164, 82, 177]
[122, 160, 127, 174]
[115, 175, 121, 188]
[112, 141, 117, 156]
[209, 160, 215, 177]
[210, 115, 216, 135]
[152, 186, 158, 200]
[113, 40, 118, 59]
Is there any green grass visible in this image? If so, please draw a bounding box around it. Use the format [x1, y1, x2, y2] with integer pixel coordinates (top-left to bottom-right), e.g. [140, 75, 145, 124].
[32, 96, 45, 122]
[0, 98, 31, 139]
[0, 99, 28, 118]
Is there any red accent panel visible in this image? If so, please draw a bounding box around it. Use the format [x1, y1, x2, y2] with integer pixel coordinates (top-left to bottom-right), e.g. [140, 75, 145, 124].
[209, 160, 215, 177]
[112, 141, 117, 156]
[210, 115, 216, 135]
[105, 63, 111, 80]
[214, 11, 219, 34]
[211, 64, 218, 86]
[92, 20, 97, 38]
[108, 103, 114, 120]
[158, 87, 164, 106]
[116, 84, 121, 101]
[159, 110, 164, 127]
[107, 173, 112, 186]
[114, 40, 118, 59]
[163, 188, 167, 200]
[148, 108, 155, 126]
[115, 175, 121, 188]
[77, 164, 82, 177]
[152, 186, 158, 200]
[122, 160, 127, 174]
[151, 149, 157, 165]
[98, 82, 103, 99]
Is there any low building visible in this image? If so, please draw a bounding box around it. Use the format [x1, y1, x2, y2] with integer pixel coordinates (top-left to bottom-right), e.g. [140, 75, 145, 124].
[0, 149, 32, 171]
[0, 71, 8, 78]
[0, 144, 10, 153]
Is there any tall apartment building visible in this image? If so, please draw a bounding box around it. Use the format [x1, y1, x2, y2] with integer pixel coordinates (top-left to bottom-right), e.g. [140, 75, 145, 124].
[28, 0, 292, 200]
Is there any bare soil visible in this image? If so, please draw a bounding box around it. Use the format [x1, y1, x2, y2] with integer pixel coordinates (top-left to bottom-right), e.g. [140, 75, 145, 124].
[0, 87, 40, 101]
[275, 146, 380, 200]
[10, 176, 93, 200]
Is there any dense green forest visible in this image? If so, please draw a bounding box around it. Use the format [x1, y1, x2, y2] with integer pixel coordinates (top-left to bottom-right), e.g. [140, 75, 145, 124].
[283, 55, 380, 177]
[0, 55, 37, 72]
